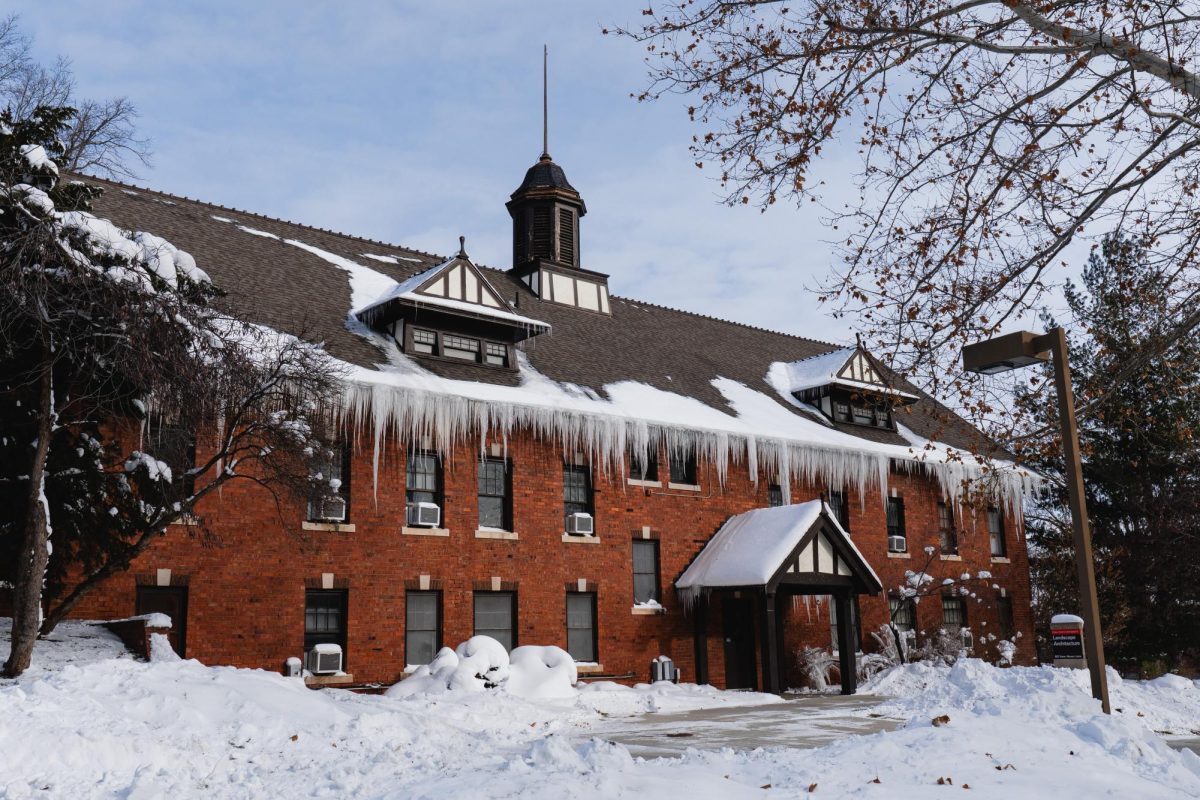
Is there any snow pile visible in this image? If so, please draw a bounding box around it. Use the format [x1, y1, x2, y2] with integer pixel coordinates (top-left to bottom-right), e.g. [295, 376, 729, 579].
[387, 636, 577, 699]
[1, 623, 1198, 798]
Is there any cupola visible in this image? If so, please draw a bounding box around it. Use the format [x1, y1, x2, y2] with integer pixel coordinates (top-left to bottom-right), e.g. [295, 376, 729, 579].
[505, 46, 612, 315]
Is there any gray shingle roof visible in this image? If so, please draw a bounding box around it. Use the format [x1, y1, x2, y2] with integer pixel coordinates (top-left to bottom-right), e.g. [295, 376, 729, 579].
[83, 177, 990, 455]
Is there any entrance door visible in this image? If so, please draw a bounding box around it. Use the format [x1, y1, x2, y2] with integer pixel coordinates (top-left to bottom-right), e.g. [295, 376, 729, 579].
[135, 585, 188, 657]
[722, 596, 758, 690]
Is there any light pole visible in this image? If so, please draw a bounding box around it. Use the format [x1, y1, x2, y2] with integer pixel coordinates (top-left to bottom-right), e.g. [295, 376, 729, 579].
[962, 329, 1111, 714]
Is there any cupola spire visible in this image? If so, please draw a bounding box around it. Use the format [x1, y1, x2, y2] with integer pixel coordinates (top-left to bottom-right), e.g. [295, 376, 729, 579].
[542, 44, 550, 161]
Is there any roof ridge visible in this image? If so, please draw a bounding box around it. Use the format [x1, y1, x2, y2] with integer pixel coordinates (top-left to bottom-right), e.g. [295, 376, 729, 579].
[607, 292, 846, 351]
[83, 172, 850, 353]
[77, 172, 447, 262]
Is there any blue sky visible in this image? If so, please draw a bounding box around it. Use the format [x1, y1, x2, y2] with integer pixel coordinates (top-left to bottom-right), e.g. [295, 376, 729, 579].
[13, 1, 856, 343]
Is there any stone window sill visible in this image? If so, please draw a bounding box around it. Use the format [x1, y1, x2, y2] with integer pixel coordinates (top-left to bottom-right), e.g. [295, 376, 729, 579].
[667, 482, 701, 491]
[562, 533, 600, 544]
[475, 528, 519, 540]
[990, 556, 1011, 564]
[887, 551, 911, 559]
[302, 521, 356, 533]
[169, 514, 201, 527]
[575, 663, 606, 675]
[939, 554, 963, 561]
[627, 478, 662, 488]
[304, 673, 354, 688]
[631, 605, 665, 615]
[403, 526, 449, 537]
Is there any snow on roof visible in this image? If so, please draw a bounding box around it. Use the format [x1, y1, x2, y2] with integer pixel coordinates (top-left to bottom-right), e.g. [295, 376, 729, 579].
[776, 347, 920, 400]
[676, 500, 827, 593]
[355, 258, 550, 329]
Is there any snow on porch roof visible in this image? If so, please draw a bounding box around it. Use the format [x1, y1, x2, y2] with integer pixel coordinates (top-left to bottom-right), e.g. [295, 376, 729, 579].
[676, 500, 882, 600]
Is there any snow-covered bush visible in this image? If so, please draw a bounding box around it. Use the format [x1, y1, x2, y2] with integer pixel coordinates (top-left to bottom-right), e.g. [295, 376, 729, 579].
[908, 628, 970, 666]
[387, 637, 577, 699]
[795, 646, 839, 690]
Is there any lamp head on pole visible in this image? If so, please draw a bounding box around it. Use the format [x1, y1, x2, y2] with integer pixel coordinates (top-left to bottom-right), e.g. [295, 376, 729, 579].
[962, 331, 1052, 374]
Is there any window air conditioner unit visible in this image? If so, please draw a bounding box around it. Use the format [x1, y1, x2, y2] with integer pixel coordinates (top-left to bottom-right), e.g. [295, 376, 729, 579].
[307, 643, 343, 675]
[313, 496, 347, 523]
[887, 535, 907, 553]
[566, 512, 594, 536]
[406, 501, 441, 528]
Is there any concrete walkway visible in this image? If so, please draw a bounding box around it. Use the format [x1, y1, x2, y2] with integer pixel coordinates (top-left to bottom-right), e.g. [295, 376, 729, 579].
[1167, 737, 1200, 755]
[587, 693, 900, 758]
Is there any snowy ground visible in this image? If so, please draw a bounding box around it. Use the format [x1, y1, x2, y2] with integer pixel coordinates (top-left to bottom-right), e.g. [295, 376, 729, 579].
[1, 620, 1199, 799]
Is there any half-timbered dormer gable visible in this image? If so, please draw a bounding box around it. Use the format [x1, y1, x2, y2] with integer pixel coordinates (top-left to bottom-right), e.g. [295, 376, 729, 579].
[356, 240, 549, 372]
[506, 153, 612, 315]
[781, 345, 919, 430]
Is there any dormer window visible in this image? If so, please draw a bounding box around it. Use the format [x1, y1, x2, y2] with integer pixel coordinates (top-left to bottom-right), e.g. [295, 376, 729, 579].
[356, 246, 549, 373]
[779, 345, 918, 430]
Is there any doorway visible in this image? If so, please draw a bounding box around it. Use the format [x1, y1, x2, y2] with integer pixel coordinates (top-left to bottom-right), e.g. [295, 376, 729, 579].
[135, 585, 188, 657]
[722, 596, 758, 690]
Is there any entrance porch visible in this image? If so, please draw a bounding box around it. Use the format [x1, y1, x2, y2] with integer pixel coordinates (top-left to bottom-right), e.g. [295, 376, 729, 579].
[677, 500, 883, 694]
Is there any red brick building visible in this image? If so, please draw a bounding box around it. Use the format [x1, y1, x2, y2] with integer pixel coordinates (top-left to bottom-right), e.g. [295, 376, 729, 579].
[70, 148, 1037, 690]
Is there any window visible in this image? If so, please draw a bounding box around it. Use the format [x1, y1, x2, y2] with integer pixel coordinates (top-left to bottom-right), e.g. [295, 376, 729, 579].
[941, 595, 966, 630]
[442, 334, 480, 362]
[477, 458, 511, 530]
[629, 448, 658, 482]
[767, 484, 784, 507]
[566, 592, 597, 662]
[405, 450, 442, 507]
[988, 507, 1007, 557]
[851, 404, 873, 426]
[485, 342, 509, 367]
[833, 400, 852, 423]
[668, 447, 697, 485]
[632, 540, 660, 604]
[874, 407, 893, 428]
[563, 464, 593, 528]
[308, 441, 350, 522]
[405, 591, 441, 666]
[147, 418, 196, 499]
[889, 594, 916, 631]
[829, 596, 861, 652]
[304, 589, 347, 661]
[886, 496, 906, 551]
[828, 488, 851, 532]
[474, 591, 516, 652]
[412, 328, 436, 354]
[938, 501, 958, 555]
[996, 596, 1014, 641]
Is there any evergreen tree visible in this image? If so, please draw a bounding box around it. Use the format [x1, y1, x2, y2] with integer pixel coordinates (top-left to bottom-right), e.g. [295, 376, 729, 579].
[0, 107, 340, 677]
[1016, 236, 1200, 672]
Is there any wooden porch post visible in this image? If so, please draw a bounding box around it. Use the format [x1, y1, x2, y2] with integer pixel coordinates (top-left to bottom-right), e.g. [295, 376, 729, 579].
[693, 594, 709, 685]
[763, 589, 781, 693]
[834, 592, 858, 695]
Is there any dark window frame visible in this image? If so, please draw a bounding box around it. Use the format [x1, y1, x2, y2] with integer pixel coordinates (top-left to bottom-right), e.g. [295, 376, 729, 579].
[629, 447, 659, 482]
[307, 440, 351, 523]
[477, 457, 513, 531]
[941, 595, 967, 630]
[827, 389, 897, 431]
[403, 326, 515, 371]
[668, 447, 698, 485]
[988, 507, 1007, 557]
[829, 595, 862, 653]
[828, 488, 851, 532]
[405, 590, 442, 667]
[565, 591, 598, 663]
[632, 539, 661, 604]
[146, 417, 197, 500]
[886, 496, 907, 551]
[473, 590, 517, 652]
[304, 589, 348, 664]
[767, 484, 784, 507]
[889, 593, 916, 631]
[996, 595, 1015, 640]
[562, 463, 594, 528]
[938, 501, 959, 555]
[405, 449, 443, 508]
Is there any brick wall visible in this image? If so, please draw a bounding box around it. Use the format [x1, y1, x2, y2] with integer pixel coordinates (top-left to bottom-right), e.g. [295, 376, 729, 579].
[69, 429, 1037, 686]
